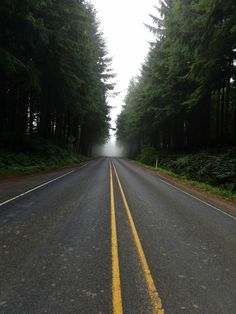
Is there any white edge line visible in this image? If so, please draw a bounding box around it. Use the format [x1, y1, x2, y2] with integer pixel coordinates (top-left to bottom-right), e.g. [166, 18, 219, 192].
[0, 163, 88, 207]
[159, 178, 236, 220]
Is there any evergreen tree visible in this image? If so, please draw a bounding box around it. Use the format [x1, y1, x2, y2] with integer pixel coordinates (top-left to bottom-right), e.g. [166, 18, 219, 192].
[0, 0, 113, 154]
[117, 0, 236, 153]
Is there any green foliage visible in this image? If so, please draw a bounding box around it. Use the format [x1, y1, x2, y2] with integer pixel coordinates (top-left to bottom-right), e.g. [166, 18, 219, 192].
[0, 0, 114, 155]
[0, 138, 90, 177]
[167, 152, 236, 192]
[137, 146, 158, 165]
[137, 147, 236, 192]
[117, 0, 236, 151]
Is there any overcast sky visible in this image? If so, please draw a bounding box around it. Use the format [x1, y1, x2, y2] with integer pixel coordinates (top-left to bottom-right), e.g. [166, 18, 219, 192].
[91, 0, 157, 139]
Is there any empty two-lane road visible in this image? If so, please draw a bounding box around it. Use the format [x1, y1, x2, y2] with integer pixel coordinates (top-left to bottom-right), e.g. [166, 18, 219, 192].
[0, 158, 235, 314]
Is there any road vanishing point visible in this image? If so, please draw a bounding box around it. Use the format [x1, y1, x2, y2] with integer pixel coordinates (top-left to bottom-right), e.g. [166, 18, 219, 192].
[0, 158, 235, 314]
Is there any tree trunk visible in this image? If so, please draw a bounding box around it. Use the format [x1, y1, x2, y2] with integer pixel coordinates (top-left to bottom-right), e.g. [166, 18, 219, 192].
[220, 85, 225, 143]
[224, 77, 230, 143]
[215, 89, 221, 144]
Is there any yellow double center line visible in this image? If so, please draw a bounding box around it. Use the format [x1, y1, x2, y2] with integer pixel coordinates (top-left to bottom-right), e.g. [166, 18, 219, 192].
[110, 161, 164, 314]
[110, 163, 123, 314]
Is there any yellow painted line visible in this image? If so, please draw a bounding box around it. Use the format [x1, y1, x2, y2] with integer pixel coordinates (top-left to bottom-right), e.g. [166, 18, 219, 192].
[112, 161, 164, 314]
[110, 163, 123, 314]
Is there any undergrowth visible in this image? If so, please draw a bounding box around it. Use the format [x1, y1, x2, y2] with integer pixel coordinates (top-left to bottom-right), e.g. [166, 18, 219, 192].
[0, 137, 90, 177]
[136, 146, 236, 200]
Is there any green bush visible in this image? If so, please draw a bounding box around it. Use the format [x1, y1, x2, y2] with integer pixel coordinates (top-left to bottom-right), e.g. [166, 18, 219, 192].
[137, 147, 236, 192]
[0, 138, 89, 177]
[137, 146, 158, 166]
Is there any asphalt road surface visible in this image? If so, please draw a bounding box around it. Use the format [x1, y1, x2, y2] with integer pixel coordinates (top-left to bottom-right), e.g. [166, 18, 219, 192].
[0, 158, 235, 314]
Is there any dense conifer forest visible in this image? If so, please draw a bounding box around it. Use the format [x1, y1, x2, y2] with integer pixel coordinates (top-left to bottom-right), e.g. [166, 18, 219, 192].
[1, 0, 236, 192]
[117, 0, 236, 154]
[0, 0, 113, 156]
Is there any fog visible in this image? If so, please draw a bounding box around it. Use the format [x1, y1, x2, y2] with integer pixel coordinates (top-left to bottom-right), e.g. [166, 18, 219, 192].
[92, 141, 127, 157]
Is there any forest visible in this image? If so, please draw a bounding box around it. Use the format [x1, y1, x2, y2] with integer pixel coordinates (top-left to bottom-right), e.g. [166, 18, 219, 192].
[117, 0, 236, 154]
[0, 0, 113, 156]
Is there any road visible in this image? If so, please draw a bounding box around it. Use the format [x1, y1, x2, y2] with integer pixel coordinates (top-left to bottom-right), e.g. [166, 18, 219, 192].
[0, 158, 235, 314]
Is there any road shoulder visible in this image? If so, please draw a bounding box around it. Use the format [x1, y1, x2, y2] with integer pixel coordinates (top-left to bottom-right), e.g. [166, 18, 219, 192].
[0, 162, 90, 204]
[127, 159, 236, 218]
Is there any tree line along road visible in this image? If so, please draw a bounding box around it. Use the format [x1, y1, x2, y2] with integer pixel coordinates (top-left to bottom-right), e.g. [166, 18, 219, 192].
[0, 158, 235, 314]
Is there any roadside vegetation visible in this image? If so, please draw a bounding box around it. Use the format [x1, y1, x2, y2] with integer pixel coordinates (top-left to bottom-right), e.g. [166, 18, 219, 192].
[135, 146, 236, 201]
[0, 138, 90, 177]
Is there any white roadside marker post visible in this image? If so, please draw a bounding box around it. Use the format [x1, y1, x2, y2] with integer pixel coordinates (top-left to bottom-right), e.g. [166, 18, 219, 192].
[155, 158, 159, 169]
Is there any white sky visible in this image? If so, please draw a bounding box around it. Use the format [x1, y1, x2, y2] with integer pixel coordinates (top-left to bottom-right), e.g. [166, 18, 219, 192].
[91, 0, 157, 141]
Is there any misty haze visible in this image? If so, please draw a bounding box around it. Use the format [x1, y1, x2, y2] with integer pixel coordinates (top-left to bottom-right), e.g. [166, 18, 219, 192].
[93, 141, 127, 157]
